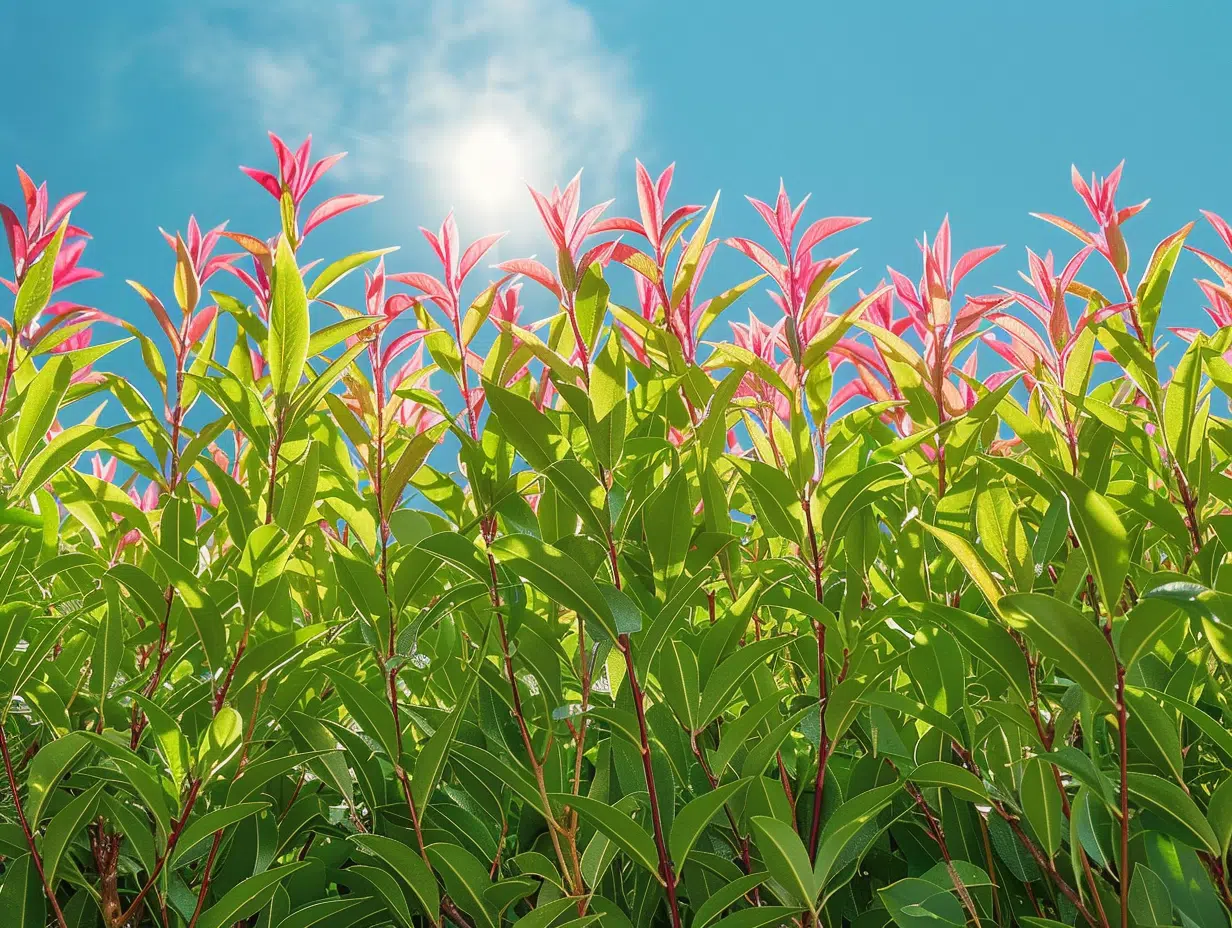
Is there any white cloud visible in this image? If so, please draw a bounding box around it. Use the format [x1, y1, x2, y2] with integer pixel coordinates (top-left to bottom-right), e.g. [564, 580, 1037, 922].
[183, 0, 643, 243]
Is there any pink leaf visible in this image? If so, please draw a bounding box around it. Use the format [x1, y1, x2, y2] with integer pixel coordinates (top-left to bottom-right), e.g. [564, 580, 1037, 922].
[798, 216, 870, 255]
[635, 160, 661, 250]
[128, 279, 180, 350]
[302, 194, 381, 236]
[185, 304, 217, 347]
[459, 232, 506, 282]
[661, 204, 702, 238]
[1030, 212, 1094, 245]
[497, 259, 561, 300]
[578, 239, 621, 271]
[0, 204, 27, 273]
[1202, 210, 1232, 254]
[304, 152, 347, 193]
[591, 217, 645, 236]
[389, 271, 451, 303]
[951, 245, 1002, 291]
[45, 192, 86, 232]
[726, 237, 787, 290]
[269, 133, 297, 189]
[745, 197, 781, 246]
[527, 185, 565, 250]
[15, 167, 37, 222]
[240, 166, 282, 200]
[382, 329, 429, 371]
[569, 199, 614, 255]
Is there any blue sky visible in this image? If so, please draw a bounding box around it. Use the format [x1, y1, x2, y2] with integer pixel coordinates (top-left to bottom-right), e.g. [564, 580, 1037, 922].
[4, 0, 1232, 407]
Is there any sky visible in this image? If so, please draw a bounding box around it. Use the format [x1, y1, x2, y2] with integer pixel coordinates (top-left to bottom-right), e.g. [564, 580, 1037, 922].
[3, 0, 1232, 425]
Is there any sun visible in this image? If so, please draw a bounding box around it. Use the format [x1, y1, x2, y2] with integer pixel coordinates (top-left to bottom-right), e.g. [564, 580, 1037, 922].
[443, 119, 527, 223]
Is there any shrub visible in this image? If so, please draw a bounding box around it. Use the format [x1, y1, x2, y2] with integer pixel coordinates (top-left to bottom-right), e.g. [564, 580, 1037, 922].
[0, 139, 1230, 928]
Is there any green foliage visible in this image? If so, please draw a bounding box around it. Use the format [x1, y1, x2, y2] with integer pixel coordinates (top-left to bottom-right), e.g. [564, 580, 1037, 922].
[2, 149, 1232, 928]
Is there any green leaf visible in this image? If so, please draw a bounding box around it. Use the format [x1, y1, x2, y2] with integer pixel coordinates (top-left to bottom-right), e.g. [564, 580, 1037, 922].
[273, 899, 367, 928]
[1163, 334, 1203, 473]
[12, 423, 104, 500]
[382, 424, 445, 515]
[12, 355, 72, 469]
[1136, 222, 1190, 345]
[1128, 865, 1173, 928]
[350, 834, 439, 920]
[276, 440, 319, 533]
[900, 603, 1030, 705]
[908, 761, 988, 803]
[41, 782, 104, 886]
[426, 843, 498, 928]
[879, 877, 965, 928]
[690, 871, 770, 928]
[1044, 465, 1129, 615]
[1020, 756, 1063, 858]
[1118, 597, 1182, 670]
[549, 793, 663, 883]
[172, 802, 268, 866]
[921, 522, 1005, 612]
[1126, 772, 1220, 855]
[489, 534, 619, 643]
[25, 730, 91, 825]
[729, 457, 805, 547]
[307, 247, 397, 301]
[671, 191, 719, 307]
[328, 672, 399, 763]
[0, 854, 45, 927]
[709, 908, 804, 928]
[669, 778, 751, 867]
[13, 219, 68, 332]
[750, 815, 817, 914]
[1143, 581, 1232, 664]
[1000, 592, 1118, 705]
[411, 660, 479, 813]
[346, 865, 414, 927]
[646, 469, 692, 593]
[197, 707, 244, 779]
[131, 694, 190, 792]
[1124, 687, 1184, 783]
[820, 461, 905, 552]
[92, 579, 124, 708]
[697, 636, 791, 728]
[483, 379, 569, 471]
[196, 863, 309, 928]
[812, 781, 901, 892]
[268, 236, 309, 401]
[1207, 777, 1232, 860]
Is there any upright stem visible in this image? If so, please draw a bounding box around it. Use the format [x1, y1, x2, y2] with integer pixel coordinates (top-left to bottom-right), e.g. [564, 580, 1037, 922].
[1110, 627, 1130, 928]
[620, 635, 683, 928]
[801, 495, 829, 863]
[905, 782, 983, 928]
[605, 543, 682, 928]
[0, 722, 69, 928]
[0, 330, 18, 417]
[264, 413, 286, 526]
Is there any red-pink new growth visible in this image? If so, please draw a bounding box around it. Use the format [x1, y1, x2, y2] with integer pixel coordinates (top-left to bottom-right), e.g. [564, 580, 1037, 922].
[241, 133, 380, 244]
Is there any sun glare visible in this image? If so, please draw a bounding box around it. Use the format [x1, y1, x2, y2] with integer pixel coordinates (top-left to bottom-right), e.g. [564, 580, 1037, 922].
[444, 119, 526, 221]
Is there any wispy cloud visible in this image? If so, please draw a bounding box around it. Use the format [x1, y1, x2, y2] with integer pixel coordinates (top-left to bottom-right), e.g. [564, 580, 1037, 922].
[183, 0, 643, 242]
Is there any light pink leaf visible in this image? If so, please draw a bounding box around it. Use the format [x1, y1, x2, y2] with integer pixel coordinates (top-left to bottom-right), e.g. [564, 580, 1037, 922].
[951, 245, 1002, 291]
[497, 259, 561, 300]
[459, 232, 506, 282]
[726, 237, 787, 289]
[302, 194, 381, 236]
[1030, 212, 1094, 245]
[798, 216, 869, 255]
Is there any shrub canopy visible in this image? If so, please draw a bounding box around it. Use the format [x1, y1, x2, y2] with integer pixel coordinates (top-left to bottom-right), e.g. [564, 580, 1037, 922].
[1, 140, 1232, 928]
